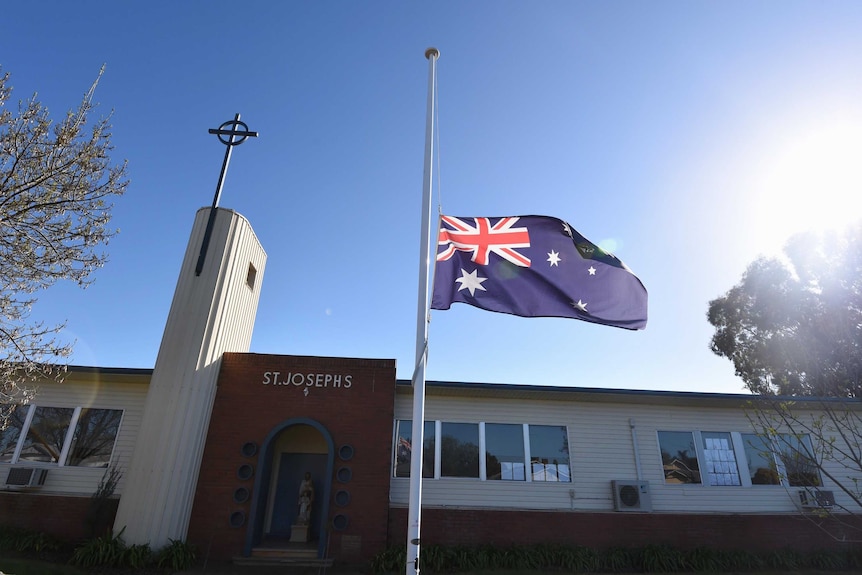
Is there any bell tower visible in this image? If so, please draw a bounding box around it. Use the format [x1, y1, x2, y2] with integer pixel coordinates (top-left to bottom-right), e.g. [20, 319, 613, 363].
[114, 116, 265, 547]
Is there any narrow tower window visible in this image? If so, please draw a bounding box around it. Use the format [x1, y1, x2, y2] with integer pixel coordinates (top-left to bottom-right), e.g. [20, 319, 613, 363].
[246, 263, 257, 290]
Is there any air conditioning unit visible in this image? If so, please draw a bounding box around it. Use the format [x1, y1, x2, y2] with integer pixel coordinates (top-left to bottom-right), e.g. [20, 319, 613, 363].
[799, 489, 835, 509]
[5, 467, 48, 487]
[612, 480, 652, 512]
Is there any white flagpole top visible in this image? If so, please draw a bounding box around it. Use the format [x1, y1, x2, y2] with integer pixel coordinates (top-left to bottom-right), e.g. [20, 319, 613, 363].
[425, 47, 439, 59]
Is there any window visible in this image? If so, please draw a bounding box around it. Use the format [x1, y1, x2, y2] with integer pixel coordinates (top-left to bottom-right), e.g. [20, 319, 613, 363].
[392, 420, 571, 483]
[0, 406, 27, 463]
[701, 431, 741, 486]
[0, 405, 123, 467]
[742, 433, 779, 485]
[67, 408, 123, 467]
[658, 431, 701, 484]
[529, 425, 570, 482]
[742, 432, 821, 487]
[246, 263, 257, 289]
[776, 433, 821, 487]
[485, 423, 525, 481]
[18, 407, 74, 464]
[393, 419, 435, 478]
[441, 422, 479, 478]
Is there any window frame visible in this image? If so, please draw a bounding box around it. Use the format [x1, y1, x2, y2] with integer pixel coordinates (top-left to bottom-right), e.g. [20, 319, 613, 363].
[741, 432, 781, 486]
[653, 429, 821, 489]
[741, 432, 821, 488]
[0, 404, 123, 468]
[700, 430, 742, 487]
[483, 422, 527, 482]
[16, 406, 77, 465]
[392, 419, 571, 483]
[440, 421, 480, 479]
[67, 407, 125, 468]
[527, 424, 571, 483]
[1, 404, 33, 463]
[392, 419, 436, 479]
[657, 430, 703, 485]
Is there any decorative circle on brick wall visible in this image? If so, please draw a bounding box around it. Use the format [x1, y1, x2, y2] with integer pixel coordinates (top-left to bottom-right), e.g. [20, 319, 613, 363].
[241, 441, 258, 457]
[338, 444, 354, 461]
[233, 487, 250, 504]
[332, 514, 349, 531]
[237, 464, 254, 480]
[335, 489, 350, 507]
[336, 466, 352, 483]
[229, 511, 246, 527]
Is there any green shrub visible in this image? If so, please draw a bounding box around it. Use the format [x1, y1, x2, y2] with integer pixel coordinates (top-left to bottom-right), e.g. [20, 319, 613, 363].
[69, 529, 125, 568]
[85, 467, 122, 538]
[370, 545, 406, 574]
[806, 549, 841, 570]
[156, 538, 197, 571]
[683, 547, 720, 572]
[367, 542, 862, 574]
[120, 542, 152, 568]
[846, 547, 862, 569]
[452, 544, 483, 571]
[765, 548, 802, 570]
[19, 530, 61, 553]
[716, 548, 762, 571]
[601, 546, 636, 572]
[472, 544, 497, 570]
[0, 526, 28, 551]
[640, 544, 683, 572]
[0, 526, 61, 554]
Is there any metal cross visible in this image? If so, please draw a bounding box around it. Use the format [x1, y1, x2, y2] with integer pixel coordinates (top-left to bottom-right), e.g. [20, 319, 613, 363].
[195, 114, 259, 276]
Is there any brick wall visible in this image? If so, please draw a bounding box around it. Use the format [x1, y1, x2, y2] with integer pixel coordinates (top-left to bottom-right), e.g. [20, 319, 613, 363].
[187, 353, 396, 562]
[0, 492, 117, 542]
[388, 507, 861, 552]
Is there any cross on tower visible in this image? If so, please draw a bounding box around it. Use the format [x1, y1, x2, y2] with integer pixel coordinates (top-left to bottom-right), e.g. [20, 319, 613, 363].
[195, 114, 259, 276]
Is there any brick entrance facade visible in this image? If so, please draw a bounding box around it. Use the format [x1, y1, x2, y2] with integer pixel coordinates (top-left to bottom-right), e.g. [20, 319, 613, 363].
[187, 352, 396, 562]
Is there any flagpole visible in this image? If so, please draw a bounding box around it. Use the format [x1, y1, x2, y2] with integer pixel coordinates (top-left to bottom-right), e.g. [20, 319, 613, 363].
[407, 46, 438, 575]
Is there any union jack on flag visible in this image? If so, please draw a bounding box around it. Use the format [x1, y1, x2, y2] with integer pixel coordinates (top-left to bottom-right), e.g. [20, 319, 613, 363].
[437, 216, 531, 267]
[431, 215, 648, 330]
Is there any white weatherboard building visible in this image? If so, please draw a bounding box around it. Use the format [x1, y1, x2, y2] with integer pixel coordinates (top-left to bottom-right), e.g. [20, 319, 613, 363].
[2, 364, 860, 562]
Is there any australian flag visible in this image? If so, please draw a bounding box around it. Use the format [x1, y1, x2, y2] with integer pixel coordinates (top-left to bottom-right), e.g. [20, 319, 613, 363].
[431, 215, 648, 330]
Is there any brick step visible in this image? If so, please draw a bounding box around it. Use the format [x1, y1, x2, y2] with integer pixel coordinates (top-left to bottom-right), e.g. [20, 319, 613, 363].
[250, 546, 318, 559]
[234, 554, 334, 568]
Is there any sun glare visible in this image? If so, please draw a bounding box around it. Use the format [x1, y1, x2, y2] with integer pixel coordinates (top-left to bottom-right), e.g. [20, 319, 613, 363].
[749, 120, 862, 253]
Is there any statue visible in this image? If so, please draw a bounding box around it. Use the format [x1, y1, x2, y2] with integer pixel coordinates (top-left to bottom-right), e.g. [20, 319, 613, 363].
[297, 472, 314, 525]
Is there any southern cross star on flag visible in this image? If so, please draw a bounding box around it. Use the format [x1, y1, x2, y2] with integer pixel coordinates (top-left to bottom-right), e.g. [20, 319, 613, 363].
[431, 215, 648, 330]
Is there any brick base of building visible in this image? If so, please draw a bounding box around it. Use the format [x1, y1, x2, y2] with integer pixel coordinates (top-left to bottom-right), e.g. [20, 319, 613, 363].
[0, 492, 117, 543]
[4, 495, 860, 561]
[387, 506, 861, 552]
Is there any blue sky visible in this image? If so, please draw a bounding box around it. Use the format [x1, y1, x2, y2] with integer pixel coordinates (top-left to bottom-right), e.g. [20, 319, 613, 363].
[3, 2, 862, 394]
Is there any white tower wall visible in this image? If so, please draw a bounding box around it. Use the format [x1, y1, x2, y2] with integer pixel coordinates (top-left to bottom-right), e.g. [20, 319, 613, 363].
[114, 207, 266, 547]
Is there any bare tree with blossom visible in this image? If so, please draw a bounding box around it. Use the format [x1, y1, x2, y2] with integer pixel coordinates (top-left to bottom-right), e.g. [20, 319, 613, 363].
[0, 67, 128, 428]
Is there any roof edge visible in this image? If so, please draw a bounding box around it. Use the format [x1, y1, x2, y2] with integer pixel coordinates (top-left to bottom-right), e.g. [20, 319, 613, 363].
[395, 378, 862, 405]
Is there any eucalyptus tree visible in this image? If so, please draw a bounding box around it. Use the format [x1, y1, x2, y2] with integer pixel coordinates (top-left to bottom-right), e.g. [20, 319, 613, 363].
[708, 223, 862, 535]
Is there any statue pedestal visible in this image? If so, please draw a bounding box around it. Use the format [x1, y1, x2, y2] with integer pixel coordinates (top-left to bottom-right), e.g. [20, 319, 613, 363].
[291, 524, 310, 543]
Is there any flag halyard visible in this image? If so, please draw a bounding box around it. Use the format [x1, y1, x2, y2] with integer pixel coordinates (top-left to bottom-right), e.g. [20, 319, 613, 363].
[431, 215, 648, 330]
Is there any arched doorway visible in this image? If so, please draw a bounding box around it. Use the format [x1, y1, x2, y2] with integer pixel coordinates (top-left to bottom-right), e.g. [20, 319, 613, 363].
[245, 418, 334, 558]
